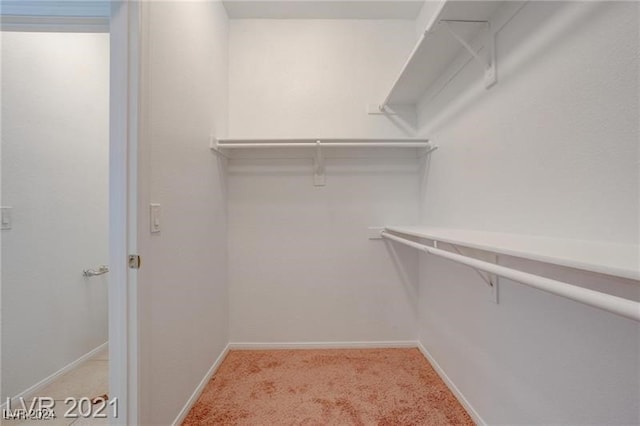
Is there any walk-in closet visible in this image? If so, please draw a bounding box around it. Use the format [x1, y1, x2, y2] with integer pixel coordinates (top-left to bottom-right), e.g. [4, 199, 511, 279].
[1, 1, 638, 425]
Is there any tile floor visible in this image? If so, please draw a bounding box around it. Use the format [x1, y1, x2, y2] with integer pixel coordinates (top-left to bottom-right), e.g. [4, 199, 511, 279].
[3, 347, 109, 426]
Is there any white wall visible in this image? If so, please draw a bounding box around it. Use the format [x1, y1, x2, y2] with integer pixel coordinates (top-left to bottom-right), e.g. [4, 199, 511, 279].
[418, 1, 638, 244]
[228, 20, 420, 343]
[415, 2, 640, 423]
[135, 1, 229, 424]
[1, 31, 109, 400]
[228, 20, 417, 138]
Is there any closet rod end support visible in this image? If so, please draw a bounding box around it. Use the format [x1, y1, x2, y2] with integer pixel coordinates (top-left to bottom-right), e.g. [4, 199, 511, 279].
[209, 135, 219, 150]
[209, 135, 229, 158]
[368, 227, 385, 240]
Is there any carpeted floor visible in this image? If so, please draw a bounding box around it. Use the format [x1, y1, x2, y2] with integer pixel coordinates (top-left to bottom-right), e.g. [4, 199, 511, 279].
[182, 348, 474, 425]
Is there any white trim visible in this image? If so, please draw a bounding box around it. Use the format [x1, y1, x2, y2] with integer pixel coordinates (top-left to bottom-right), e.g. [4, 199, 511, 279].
[228, 340, 419, 350]
[0, 16, 108, 33]
[171, 344, 231, 426]
[0, 342, 108, 409]
[109, 1, 140, 424]
[417, 342, 486, 426]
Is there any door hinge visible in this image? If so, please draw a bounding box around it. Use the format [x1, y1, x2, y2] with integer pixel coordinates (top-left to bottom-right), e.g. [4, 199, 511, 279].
[128, 255, 141, 269]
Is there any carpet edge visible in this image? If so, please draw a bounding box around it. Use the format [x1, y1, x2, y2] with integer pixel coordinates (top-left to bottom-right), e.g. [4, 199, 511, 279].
[172, 343, 231, 426]
[227, 340, 419, 350]
[417, 342, 486, 426]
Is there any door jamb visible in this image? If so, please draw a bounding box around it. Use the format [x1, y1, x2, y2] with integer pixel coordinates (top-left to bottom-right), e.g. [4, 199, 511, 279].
[109, 1, 140, 424]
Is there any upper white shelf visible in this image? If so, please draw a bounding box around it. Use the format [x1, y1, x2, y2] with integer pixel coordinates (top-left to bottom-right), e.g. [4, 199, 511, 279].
[384, 226, 640, 281]
[213, 138, 432, 149]
[381, 1, 507, 108]
[211, 138, 436, 186]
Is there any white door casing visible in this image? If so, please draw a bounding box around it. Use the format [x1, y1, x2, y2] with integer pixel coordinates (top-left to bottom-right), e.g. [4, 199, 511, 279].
[109, 1, 140, 424]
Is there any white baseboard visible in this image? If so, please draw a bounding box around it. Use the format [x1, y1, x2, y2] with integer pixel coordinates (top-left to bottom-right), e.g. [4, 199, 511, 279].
[417, 342, 485, 426]
[1, 341, 108, 409]
[228, 340, 419, 350]
[172, 343, 231, 426]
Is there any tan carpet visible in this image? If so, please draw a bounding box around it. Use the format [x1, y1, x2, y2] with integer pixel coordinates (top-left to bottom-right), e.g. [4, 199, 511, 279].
[183, 348, 474, 425]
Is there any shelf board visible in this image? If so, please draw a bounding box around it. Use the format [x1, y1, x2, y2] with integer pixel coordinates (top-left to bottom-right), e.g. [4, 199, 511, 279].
[216, 138, 430, 144]
[212, 138, 434, 150]
[382, 0, 506, 107]
[384, 226, 640, 281]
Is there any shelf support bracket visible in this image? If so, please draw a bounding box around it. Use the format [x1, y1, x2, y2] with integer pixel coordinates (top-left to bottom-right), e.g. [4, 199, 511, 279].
[447, 243, 499, 304]
[421, 144, 439, 157]
[441, 20, 496, 89]
[313, 140, 325, 187]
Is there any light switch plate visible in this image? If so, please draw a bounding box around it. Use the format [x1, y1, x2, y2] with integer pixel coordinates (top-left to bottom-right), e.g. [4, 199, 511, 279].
[1, 207, 12, 230]
[150, 204, 161, 234]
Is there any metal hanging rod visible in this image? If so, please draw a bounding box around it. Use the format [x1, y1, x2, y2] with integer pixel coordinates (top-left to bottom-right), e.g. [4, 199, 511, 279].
[381, 231, 640, 322]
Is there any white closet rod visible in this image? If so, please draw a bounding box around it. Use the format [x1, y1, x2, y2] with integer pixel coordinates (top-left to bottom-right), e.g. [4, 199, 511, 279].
[381, 231, 640, 322]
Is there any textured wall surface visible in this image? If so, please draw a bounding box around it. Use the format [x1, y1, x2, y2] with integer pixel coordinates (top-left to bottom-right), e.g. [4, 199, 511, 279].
[229, 20, 417, 138]
[418, 1, 638, 243]
[228, 20, 421, 343]
[135, 2, 230, 423]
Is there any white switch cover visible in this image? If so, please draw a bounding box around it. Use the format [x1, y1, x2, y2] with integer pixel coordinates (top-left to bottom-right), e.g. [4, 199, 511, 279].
[150, 204, 161, 234]
[1, 207, 12, 230]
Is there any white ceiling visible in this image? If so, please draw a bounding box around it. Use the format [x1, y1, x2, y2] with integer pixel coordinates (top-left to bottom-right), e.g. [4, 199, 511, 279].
[222, 1, 425, 19]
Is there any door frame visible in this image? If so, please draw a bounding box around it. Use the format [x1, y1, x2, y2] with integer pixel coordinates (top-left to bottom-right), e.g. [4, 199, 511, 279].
[109, 1, 140, 424]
